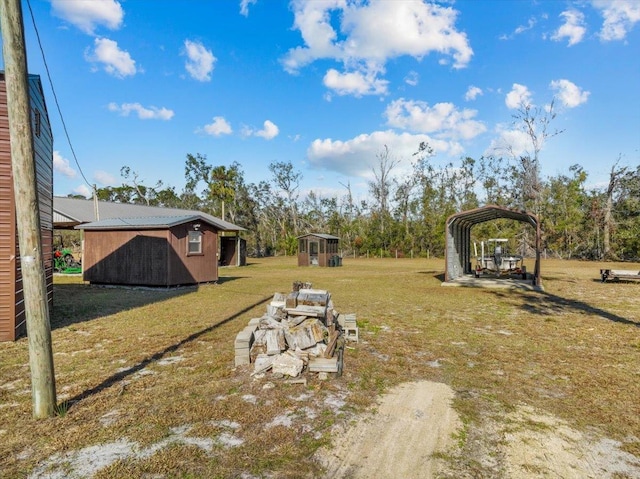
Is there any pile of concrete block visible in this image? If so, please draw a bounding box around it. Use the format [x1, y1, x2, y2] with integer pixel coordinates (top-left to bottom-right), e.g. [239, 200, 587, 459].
[234, 282, 358, 379]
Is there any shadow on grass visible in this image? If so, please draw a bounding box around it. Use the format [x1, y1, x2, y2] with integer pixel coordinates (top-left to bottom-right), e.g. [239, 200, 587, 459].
[416, 270, 446, 282]
[216, 276, 244, 284]
[64, 295, 272, 411]
[492, 289, 640, 327]
[51, 283, 195, 330]
[592, 278, 640, 284]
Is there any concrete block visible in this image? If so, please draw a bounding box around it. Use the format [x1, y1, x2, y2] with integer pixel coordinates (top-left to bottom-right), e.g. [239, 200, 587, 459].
[272, 352, 304, 377]
[344, 325, 359, 342]
[308, 357, 339, 373]
[235, 329, 254, 348]
[235, 355, 250, 366]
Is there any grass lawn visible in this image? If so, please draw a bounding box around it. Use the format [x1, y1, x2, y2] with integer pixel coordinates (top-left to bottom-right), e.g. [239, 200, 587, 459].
[1, 256, 639, 478]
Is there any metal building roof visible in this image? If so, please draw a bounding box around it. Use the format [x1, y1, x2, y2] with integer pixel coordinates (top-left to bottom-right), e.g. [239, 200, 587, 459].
[75, 215, 214, 230]
[446, 205, 537, 229]
[54, 196, 245, 231]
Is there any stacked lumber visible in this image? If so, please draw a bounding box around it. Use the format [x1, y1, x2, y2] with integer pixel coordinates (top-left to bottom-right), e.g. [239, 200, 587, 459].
[234, 282, 356, 378]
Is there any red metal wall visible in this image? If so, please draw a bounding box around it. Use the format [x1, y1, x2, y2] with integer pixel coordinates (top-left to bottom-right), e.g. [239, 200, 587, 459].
[0, 73, 54, 341]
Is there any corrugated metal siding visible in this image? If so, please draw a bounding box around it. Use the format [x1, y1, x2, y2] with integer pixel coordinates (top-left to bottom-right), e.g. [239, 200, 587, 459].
[0, 77, 16, 341]
[30, 75, 54, 316]
[0, 73, 53, 341]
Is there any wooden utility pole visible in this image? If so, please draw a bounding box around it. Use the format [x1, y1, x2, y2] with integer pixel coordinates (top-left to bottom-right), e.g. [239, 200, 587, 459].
[0, 0, 57, 418]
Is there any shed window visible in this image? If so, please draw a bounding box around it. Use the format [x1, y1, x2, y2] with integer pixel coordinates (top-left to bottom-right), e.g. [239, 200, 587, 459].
[299, 239, 306, 253]
[188, 231, 202, 255]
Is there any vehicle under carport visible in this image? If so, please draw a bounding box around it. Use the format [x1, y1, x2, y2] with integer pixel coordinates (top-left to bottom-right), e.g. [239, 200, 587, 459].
[444, 205, 541, 287]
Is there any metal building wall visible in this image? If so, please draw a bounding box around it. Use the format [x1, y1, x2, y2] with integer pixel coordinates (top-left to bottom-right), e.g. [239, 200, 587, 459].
[0, 73, 53, 341]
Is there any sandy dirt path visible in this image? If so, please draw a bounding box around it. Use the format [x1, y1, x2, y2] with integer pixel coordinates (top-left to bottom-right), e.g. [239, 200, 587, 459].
[317, 380, 640, 479]
[317, 381, 461, 479]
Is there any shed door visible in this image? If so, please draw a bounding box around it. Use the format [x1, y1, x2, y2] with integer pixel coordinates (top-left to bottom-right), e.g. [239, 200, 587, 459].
[309, 240, 319, 266]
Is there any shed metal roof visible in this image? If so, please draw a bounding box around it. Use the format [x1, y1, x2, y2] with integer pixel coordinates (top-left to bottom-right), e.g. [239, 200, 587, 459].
[75, 215, 215, 230]
[54, 196, 245, 231]
[297, 233, 340, 240]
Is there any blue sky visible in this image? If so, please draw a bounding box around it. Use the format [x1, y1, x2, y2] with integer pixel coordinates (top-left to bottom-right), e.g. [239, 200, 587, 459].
[4, 0, 639, 201]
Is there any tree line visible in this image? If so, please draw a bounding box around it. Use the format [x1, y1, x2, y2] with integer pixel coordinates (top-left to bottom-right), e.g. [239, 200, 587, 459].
[72, 144, 638, 262]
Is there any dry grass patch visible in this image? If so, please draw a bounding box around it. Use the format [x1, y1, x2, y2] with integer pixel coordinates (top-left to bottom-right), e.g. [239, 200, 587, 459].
[1, 257, 639, 477]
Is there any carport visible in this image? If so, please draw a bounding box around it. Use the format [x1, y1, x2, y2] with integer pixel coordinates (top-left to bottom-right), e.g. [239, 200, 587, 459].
[445, 205, 541, 286]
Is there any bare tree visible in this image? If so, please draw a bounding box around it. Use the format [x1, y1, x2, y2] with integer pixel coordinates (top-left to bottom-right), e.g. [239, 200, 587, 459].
[603, 156, 627, 259]
[269, 160, 302, 237]
[120, 166, 152, 205]
[508, 99, 564, 214]
[369, 145, 400, 234]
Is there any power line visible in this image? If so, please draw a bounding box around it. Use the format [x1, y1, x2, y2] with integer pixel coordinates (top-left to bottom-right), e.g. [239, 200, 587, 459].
[25, 0, 93, 190]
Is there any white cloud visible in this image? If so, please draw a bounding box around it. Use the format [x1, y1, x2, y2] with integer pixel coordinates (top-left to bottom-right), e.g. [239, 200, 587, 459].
[592, 0, 640, 41]
[404, 71, 419, 87]
[485, 126, 533, 158]
[240, 0, 258, 17]
[465, 85, 482, 101]
[505, 83, 532, 109]
[384, 98, 486, 140]
[107, 102, 174, 120]
[551, 10, 587, 46]
[500, 17, 536, 40]
[184, 40, 216, 81]
[255, 120, 279, 140]
[282, 0, 472, 96]
[94, 170, 117, 185]
[53, 151, 76, 178]
[241, 120, 279, 140]
[51, 0, 123, 35]
[549, 79, 590, 108]
[202, 116, 233, 136]
[307, 129, 463, 179]
[86, 38, 137, 78]
[73, 184, 92, 198]
[323, 68, 389, 97]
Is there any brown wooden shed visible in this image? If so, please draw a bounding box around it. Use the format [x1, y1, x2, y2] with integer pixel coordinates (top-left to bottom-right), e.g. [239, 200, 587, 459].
[76, 215, 220, 287]
[0, 73, 53, 342]
[297, 233, 341, 267]
[53, 196, 247, 268]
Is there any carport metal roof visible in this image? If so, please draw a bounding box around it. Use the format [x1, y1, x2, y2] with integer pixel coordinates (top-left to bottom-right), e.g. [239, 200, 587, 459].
[445, 205, 541, 286]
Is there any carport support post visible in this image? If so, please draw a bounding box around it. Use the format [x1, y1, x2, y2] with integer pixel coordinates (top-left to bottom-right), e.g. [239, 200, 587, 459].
[1, 0, 57, 418]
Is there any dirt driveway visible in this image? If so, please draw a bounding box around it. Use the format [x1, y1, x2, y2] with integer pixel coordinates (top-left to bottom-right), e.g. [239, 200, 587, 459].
[317, 381, 640, 479]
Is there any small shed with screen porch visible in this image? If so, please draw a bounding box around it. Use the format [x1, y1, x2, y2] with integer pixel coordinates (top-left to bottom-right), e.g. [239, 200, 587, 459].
[297, 233, 341, 267]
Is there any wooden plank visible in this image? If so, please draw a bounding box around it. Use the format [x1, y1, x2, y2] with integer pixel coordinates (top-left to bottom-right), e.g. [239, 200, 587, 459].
[324, 330, 339, 358]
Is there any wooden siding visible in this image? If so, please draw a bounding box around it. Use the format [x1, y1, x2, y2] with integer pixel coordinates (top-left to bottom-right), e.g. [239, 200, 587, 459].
[0, 73, 53, 341]
[82, 221, 218, 286]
